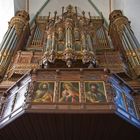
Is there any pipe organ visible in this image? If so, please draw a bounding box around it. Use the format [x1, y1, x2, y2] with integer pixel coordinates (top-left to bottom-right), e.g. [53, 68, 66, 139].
[0, 5, 140, 138]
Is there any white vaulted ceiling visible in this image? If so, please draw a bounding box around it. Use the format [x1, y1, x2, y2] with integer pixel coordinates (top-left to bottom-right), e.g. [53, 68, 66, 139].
[0, 0, 140, 43]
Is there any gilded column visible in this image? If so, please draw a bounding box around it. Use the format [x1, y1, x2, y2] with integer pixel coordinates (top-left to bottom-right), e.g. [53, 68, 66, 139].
[0, 10, 30, 79]
[109, 10, 140, 77]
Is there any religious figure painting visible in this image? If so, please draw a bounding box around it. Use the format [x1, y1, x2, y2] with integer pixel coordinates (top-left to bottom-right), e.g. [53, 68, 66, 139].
[59, 81, 80, 103]
[125, 96, 137, 117]
[113, 88, 126, 109]
[84, 81, 106, 103]
[33, 81, 55, 103]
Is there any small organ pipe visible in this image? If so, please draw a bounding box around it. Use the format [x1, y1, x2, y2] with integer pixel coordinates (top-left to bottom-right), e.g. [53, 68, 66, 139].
[46, 34, 52, 51]
[51, 32, 55, 50]
[87, 34, 93, 51]
[81, 33, 86, 50]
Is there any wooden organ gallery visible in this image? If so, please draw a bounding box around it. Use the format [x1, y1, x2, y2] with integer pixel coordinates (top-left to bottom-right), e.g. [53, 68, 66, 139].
[0, 5, 140, 140]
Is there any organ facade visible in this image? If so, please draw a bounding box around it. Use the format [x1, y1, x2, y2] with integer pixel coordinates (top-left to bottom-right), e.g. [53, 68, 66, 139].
[0, 5, 140, 140]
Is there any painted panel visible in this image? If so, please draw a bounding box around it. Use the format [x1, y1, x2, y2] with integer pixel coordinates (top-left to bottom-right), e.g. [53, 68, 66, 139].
[33, 81, 55, 102]
[84, 81, 106, 103]
[59, 81, 80, 103]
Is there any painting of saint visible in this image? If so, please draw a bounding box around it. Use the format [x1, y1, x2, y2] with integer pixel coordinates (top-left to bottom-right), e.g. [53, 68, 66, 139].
[59, 82, 80, 103]
[125, 96, 137, 117]
[114, 89, 125, 109]
[84, 82, 106, 103]
[33, 82, 54, 103]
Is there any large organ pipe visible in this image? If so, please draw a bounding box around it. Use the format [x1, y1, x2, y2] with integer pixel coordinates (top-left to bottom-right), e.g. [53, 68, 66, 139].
[0, 29, 16, 64]
[123, 30, 139, 65]
[0, 35, 17, 77]
[122, 34, 136, 66]
[122, 32, 135, 65]
[0, 27, 15, 54]
[3, 30, 17, 54]
[0, 10, 30, 78]
[0, 30, 17, 65]
[7, 35, 18, 55]
[126, 26, 140, 49]
[124, 26, 140, 64]
[3, 36, 17, 66]
[0, 28, 11, 50]
[109, 10, 140, 77]
[125, 26, 139, 49]
[123, 31, 138, 65]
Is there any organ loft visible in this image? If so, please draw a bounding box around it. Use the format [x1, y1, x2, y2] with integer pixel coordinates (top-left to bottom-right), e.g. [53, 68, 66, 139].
[0, 4, 140, 140]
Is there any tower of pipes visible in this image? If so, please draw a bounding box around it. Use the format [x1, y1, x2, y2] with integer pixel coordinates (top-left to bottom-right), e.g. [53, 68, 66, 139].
[0, 10, 30, 79]
[109, 10, 140, 78]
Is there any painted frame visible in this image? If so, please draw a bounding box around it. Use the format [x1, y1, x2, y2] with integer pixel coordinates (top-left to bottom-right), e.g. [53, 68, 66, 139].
[84, 81, 107, 103]
[59, 81, 80, 103]
[113, 86, 126, 110]
[125, 95, 137, 117]
[112, 84, 138, 118]
[33, 81, 55, 103]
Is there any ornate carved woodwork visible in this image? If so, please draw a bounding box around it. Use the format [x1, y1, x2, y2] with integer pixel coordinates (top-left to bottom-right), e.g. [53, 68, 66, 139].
[0, 5, 140, 133]
[9, 10, 30, 36]
[6, 51, 41, 80]
[26, 5, 111, 68]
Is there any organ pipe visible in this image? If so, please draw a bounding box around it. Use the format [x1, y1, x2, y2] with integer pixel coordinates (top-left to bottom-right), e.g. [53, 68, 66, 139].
[0, 10, 30, 79]
[109, 10, 140, 77]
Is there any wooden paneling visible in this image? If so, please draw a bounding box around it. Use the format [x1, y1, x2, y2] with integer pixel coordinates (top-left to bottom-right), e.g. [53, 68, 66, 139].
[0, 113, 140, 140]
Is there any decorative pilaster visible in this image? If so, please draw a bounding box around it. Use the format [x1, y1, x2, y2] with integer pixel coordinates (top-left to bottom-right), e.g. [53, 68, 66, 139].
[109, 10, 140, 78]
